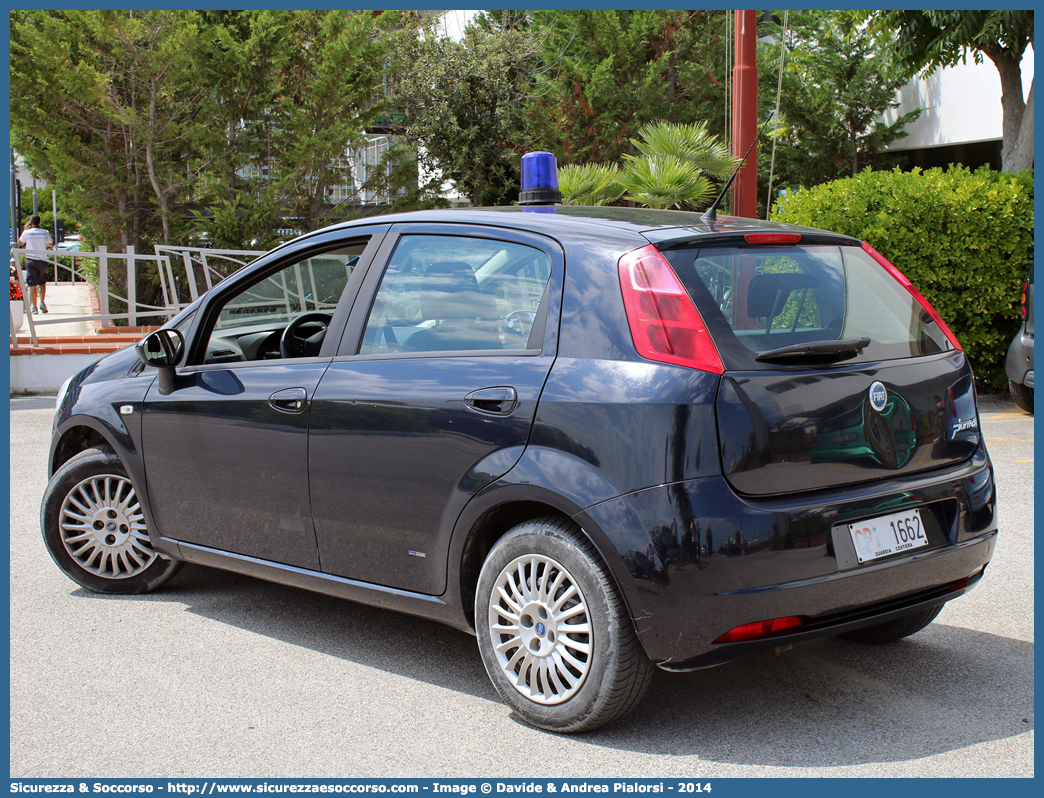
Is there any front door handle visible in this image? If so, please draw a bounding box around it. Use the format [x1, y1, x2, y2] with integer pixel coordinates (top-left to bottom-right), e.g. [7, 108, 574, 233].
[465, 387, 518, 416]
[269, 387, 308, 414]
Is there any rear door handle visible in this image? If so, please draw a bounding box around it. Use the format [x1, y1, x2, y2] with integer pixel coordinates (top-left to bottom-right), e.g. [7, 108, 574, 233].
[269, 387, 308, 414]
[465, 387, 518, 416]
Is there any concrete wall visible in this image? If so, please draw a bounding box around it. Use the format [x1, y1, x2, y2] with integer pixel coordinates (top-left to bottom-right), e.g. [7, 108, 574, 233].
[10, 353, 104, 394]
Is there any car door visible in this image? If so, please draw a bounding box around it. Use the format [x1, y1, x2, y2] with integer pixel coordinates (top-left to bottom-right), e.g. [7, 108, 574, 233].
[309, 224, 563, 595]
[140, 229, 386, 569]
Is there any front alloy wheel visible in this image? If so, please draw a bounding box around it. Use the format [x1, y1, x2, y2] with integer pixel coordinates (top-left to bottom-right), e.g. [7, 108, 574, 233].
[59, 472, 155, 579]
[41, 447, 183, 594]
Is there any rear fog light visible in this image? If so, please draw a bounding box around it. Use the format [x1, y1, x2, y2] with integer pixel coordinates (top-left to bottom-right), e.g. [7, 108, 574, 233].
[713, 616, 803, 644]
[950, 567, 986, 592]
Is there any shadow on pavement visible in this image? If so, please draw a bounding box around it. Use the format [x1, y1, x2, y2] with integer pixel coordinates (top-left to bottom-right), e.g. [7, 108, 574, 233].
[71, 562, 1033, 765]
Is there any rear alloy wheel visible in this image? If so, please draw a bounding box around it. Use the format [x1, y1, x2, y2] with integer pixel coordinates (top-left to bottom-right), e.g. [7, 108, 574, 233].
[475, 518, 653, 733]
[840, 605, 943, 644]
[41, 447, 183, 594]
[1009, 379, 1034, 414]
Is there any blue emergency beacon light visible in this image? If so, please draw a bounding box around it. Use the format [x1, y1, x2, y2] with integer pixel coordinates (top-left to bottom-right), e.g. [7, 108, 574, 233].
[518, 151, 562, 206]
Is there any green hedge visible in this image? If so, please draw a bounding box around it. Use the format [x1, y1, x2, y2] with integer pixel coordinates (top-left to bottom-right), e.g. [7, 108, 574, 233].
[775, 166, 1034, 389]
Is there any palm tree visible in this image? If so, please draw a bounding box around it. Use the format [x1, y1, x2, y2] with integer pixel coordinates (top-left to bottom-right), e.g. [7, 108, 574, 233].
[620, 121, 738, 210]
[631, 120, 738, 179]
[559, 121, 738, 210]
[558, 163, 625, 205]
[618, 154, 715, 210]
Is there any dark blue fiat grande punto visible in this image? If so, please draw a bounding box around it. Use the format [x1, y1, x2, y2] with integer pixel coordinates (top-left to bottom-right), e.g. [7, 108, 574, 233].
[42, 155, 996, 733]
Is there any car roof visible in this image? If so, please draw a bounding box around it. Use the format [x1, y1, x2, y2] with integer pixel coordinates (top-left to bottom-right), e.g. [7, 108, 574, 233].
[302, 206, 859, 248]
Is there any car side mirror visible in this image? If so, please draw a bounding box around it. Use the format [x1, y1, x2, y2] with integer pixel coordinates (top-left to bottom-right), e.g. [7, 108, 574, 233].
[136, 329, 185, 396]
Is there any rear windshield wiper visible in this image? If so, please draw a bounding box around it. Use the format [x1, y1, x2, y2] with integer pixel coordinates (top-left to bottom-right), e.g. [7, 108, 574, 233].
[755, 336, 871, 363]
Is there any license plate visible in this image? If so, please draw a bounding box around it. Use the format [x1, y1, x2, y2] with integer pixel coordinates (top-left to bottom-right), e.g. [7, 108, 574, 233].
[848, 508, 927, 563]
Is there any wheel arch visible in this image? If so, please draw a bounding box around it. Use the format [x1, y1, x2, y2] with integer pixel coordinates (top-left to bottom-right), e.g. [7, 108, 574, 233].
[48, 414, 169, 557]
[451, 485, 641, 637]
[457, 497, 575, 629]
[450, 444, 651, 632]
[51, 421, 114, 475]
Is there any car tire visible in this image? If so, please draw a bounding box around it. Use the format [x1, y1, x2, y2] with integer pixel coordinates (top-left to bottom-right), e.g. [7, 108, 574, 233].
[475, 517, 653, 733]
[839, 605, 943, 644]
[41, 447, 183, 594]
[1009, 379, 1034, 414]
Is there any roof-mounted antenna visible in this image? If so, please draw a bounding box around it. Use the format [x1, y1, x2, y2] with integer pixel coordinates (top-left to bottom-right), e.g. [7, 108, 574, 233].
[702, 111, 777, 224]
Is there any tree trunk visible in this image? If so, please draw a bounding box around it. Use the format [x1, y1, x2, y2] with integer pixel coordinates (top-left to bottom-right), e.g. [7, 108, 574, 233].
[228, 118, 239, 203]
[309, 177, 325, 232]
[118, 192, 129, 253]
[145, 78, 171, 243]
[1007, 80, 1034, 172]
[984, 45, 1028, 172]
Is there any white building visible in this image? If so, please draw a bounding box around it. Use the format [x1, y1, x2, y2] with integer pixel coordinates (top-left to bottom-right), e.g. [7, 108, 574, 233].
[439, 9, 479, 41]
[884, 45, 1034, 170]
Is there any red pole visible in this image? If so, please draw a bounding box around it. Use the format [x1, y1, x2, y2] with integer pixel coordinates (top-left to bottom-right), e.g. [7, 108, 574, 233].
[731, 10, 758, 218]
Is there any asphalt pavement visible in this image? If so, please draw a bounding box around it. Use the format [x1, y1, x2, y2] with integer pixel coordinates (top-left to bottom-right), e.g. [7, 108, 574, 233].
[8, 392, 1033, 778]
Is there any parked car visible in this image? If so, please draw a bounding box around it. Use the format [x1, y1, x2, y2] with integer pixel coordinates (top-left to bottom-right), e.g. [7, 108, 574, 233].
[1005, 263, 1034, 413]
[55, 235, 83, 252]
[41, 157, 996, 733]
[53, 236, 86, 281]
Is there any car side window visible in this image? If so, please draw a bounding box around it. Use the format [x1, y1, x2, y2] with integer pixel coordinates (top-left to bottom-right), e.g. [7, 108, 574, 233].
[200, 243, 366, 364]
[359, 235, 552, 355]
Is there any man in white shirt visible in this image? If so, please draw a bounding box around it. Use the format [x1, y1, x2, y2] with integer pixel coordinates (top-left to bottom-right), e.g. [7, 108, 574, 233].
[19, 214, 52, 313]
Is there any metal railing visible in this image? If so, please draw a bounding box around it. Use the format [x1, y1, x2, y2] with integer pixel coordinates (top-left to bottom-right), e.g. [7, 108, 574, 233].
[153, 247, 350, 323]
[152, 245, 266, 313]
[10, 244, 338, 348]
[10, 245, 260, 347]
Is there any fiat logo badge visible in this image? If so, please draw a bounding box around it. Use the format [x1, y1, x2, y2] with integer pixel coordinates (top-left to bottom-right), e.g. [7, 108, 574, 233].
[869, 381, 888, 412]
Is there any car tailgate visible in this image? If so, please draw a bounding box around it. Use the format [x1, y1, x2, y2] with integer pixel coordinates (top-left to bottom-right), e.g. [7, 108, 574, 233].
[716, 354, 980, 495]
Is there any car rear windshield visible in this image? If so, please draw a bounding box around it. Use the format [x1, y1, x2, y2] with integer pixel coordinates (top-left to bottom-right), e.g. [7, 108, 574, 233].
[659, 244, 955, 370]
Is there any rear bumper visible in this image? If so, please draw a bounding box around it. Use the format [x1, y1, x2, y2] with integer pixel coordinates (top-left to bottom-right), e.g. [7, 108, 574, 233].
[657, 532, 994, 670]
[577, 446, 997, 668]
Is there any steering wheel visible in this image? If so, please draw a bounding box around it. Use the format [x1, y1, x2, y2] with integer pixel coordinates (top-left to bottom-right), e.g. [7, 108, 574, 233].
[502, 310, 533, 339]
[280, 312, 333, 359]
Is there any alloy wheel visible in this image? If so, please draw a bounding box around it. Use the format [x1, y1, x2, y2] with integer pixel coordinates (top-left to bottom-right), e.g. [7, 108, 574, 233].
[487, 554, 593, 705]
[58, 473, 157, 579]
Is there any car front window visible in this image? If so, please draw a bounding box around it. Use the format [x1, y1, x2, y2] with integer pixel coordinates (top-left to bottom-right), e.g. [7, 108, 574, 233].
[196, 242, 367, 364]
[214, 248, 361, 332]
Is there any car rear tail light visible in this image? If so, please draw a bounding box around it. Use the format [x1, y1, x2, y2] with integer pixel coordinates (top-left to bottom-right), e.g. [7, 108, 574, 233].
[714, 616, 803, 644]
[618, 245, 724, 374]
[743, 232, 802, 245]
[1021, 281, 1029, 319]
[861, 242, 963, 351]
